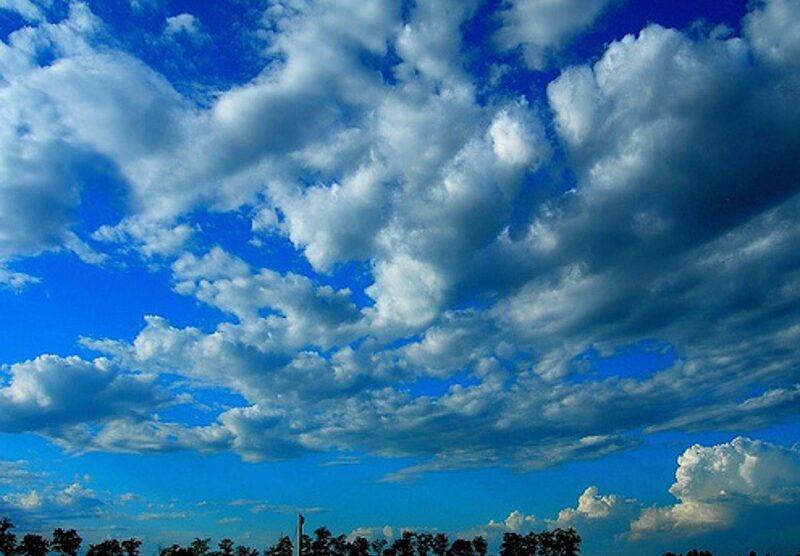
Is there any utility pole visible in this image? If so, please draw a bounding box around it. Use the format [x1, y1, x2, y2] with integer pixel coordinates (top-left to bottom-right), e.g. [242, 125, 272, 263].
[297, 514, 304, 556]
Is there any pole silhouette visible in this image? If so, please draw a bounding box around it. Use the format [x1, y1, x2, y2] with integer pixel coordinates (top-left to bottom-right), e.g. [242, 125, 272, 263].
[297, 515, 304, 556]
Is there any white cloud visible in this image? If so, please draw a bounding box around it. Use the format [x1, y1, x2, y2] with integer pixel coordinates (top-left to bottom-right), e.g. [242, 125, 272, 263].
[0, 0, 799, 495]
[0, 460, 40, 485]
[5, 490, 42, 510]
[0, 0, 45, 22]
[496, 0, 614, 69]
[630, 437, 800, 540]
[0, 354, 173, 446]
[745, 0, 800, 69]
[277, 164, 390, 271]
[489, 103, 551, 169]
[502, 509, 538, 532]
[0, 476, 105, 524]
[471, 438, 800, 554]
[0, 267, 40, 290]
[164, 13, 205, 41]
[557, 486, 631, 521]
[394, 0, 479, 84]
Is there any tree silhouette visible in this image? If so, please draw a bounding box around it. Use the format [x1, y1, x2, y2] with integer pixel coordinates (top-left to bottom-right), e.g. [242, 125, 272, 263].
[539, 530, 558, 556]
[235, 545, 258, 556]
[390, 532, 414, 556]
[520, 532, 538, 556]
[217, 539, 235, 556]
[301, 534, 312, 556]
[52, 528, 82, 556]
[121, 538, 142, 556]
[311, 528, 333, 556]
[19, 534, 49, 556]
[369, 538, 386, 556]
[87, 539, 122, 556]
[552, 528, 580, 556]
[347, 537, 369, 556]
[499, 532, 522, 556]
[431, 534, 448, 556]
[414, 534, 433, 556]
[265, 536, 293, 556]
[330, 534, 348, 556]
[471, 537, 486, 556]
[445, 539, 473, 556]
[190, 538, 210, 556]
[0, 518, 16, 556]
[160, 544, 193, 556]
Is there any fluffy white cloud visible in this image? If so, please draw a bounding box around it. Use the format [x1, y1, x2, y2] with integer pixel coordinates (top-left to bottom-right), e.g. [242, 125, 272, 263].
[470, 438, 800, 554]
[0, 0, 44, 22]
[0, 354, 174, 448]
[0, 476, 104, 525]
[277, 164, 390, 271]
[496, 0, 614, 69]
[745, 0, 800, 69]
[164, 13, 205, 41]
[489, 104, 551, 169]
[557, 486, 631, 521]
[1, 0, 799, 490]
[394, 0, 479, 84]
[631, 437, 800, 540]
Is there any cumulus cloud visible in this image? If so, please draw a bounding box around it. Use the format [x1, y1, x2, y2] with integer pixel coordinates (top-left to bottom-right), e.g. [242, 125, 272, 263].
[0, 0, 799, 489]
[0, 0, 45, 22]
[745, 0, 800, 69]
[557, 486, 635, 522]
[0, 354, 214, 456]
[496, 0, 615, 69]
[470, 438, 800, 554]
[631, 440, 800, 553]
[0, 477, 105, 525]
[473, 485, 637, 554]
[0, 355, 166, 432]
[164, 13, 205, 42]
[630, 437, 800, 540]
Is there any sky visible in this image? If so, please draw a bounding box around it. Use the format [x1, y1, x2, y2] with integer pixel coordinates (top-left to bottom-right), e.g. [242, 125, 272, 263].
[1, 0, 800, 554]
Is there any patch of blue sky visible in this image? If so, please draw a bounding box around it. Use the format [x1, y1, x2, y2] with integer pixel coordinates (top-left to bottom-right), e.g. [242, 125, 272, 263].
[568, 339, 679, 383]
[381, 333, 423, 351]
[84, 0, 271, 97]
[0, 10, 27, 40]
[0, 251, 227, 363]
[0, 431, 58, 462]
[154, 378, 251, 428]
[156, 403, 223, 428]
[407, 370, 481, 399]
[357, 45, 401, 87]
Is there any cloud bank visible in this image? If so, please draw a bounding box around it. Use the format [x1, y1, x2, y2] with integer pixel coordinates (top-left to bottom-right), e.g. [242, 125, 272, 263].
[0, 0, 798, 518]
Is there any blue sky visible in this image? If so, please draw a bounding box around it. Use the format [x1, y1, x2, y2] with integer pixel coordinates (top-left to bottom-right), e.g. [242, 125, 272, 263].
[1, 0, 800, 554]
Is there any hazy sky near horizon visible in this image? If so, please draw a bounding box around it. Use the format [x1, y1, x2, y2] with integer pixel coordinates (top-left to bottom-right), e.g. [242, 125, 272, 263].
[2, 0, 800, 554]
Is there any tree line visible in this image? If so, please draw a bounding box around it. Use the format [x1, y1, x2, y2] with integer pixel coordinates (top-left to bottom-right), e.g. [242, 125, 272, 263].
[1, 518, 140, 556]
[3, 516, 797, 556]
[1, 518, 581, 556]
